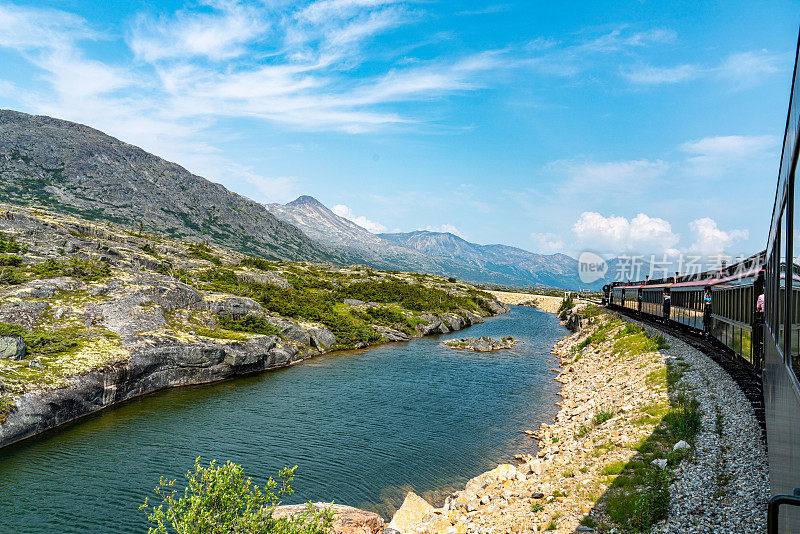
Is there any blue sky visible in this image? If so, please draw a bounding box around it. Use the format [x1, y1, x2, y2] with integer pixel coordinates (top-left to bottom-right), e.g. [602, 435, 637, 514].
[0, 0, 798, 260]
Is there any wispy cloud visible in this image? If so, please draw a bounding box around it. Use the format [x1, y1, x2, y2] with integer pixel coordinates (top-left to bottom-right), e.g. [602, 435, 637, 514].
[128, 1, 269, 62]
[622, 63, 699, 84]
[680, 134, 779, 176]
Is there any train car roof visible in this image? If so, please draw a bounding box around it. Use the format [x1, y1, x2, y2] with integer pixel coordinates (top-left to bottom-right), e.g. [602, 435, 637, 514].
[641, 282, 674, 290]
[713, 267, 761, 285]
[669, 278, 718, 288]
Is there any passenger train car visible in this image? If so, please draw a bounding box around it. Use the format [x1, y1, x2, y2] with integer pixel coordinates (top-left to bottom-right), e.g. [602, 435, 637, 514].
[605, 252, 765, 368]
[603, 31, 800, 530]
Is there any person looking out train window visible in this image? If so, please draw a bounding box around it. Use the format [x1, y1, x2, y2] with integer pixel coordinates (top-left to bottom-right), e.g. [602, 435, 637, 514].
[662, 289, 671, 323]
[703, 288, 712, 336]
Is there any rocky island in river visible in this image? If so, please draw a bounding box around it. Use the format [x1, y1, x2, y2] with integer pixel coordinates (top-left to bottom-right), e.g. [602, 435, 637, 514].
[443, 336, 519, 352]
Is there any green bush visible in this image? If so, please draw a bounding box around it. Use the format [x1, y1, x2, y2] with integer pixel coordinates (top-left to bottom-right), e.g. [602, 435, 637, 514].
[140, 459, 334, 534]
[0, 254, 22, 267]
[188, 243, 222, 265]
[593, 409, 614, 426]
[0, 322, 80, 356]
[0, 232, 26, 254]
[31, 258, 111, 281]
[339, 280, 477, 313]
[240, 257, 278, 271]
[219, 315, 281, 337]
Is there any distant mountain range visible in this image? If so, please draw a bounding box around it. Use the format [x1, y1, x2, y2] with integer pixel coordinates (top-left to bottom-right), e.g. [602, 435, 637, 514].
[266, 195, 598, 289]
[0, 109, 610, 289]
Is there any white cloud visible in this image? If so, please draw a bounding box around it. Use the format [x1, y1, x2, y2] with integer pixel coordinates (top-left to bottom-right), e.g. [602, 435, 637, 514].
[572, 212, 680, 254]
[688, 217, 748, 255]
[622, 64, 699, 84]
[549, 159, 669, 192]
[717, 50, 786, 86]
[680, 134, 778, 176]
[128, 1, 268, 62]
[530, 232, 564, 254]
[424, 224, 465, 238]
[332, 204, 387, 233]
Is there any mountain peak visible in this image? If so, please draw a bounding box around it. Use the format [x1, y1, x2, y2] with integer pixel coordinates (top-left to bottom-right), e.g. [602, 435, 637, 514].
[287, 195, 325, 208]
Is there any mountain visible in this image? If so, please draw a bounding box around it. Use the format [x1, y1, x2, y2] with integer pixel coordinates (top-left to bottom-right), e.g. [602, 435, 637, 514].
[267, 196, 598, 289]
[379, 231, 587, 289]
[0, 110, 336, 262]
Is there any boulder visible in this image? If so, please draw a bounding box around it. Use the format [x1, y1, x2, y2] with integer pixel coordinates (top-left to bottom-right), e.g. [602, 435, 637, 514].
[388, 492, 435, 533]
[373, 326, 412, 342]
[267, 317, 311, 345]
[205, 295, 264, 319]
[273, 503, 385, 534]
[344, 298, 365, 306]
[0, 335, 25, 360]
[440, 313, 466, 331]
[484, 299, 510, 315]
[457, 309, 484, 326]
[416, 314, 449, 335]
[651, 458, 668, 469]
[309, 327, 336, 350]
[673, 440, 690, 451]
[237, 271, 292, 290]
[223, 336, 277, 367]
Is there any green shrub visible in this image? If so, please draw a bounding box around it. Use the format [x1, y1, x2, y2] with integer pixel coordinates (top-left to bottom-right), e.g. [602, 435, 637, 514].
[0, 254, 22, 267]
[593, 409, 614, 426]
[188, 243, 222, 265]
[339, 280, 478, 313]
[0, 232, 26, 254]
[239, 257, 278, 271]
[31, 258, 111, 281]
[0, 322, 81, 357]
[219, 315, 281, 337]
[140, 459, 334, 534]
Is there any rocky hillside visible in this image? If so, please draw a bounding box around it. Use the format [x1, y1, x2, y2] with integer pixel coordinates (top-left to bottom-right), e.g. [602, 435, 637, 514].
[0, 203, 509, 449]
[0, 109, 335, 263]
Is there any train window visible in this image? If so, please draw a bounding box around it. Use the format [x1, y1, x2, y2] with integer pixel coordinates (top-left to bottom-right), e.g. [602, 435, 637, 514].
[781, 213, 788, 355]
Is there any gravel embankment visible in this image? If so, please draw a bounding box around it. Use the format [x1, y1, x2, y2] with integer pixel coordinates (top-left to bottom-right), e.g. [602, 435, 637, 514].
[635, 321, 770, 534]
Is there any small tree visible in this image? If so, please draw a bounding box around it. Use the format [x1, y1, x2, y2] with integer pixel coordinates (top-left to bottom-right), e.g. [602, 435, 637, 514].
[140, 459, 334, 534]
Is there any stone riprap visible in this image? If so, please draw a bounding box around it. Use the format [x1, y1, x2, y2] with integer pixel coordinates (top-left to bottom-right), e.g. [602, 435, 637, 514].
[389, 307, 769, 533]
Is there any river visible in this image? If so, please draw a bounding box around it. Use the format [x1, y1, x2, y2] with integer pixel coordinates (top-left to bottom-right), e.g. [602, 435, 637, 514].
[0, 305, 565, 533]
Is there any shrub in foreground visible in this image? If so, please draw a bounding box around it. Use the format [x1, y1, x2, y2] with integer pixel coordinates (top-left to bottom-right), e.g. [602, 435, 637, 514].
[141, 459, 334, 534]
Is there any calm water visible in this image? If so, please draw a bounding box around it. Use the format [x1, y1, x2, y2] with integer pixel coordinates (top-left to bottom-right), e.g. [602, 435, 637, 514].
[0, 306, 564, 533]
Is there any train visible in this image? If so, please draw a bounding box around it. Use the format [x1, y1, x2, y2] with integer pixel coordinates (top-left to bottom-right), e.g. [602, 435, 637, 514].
[603, 251, 766, 368]
[599, 30, 800, 532]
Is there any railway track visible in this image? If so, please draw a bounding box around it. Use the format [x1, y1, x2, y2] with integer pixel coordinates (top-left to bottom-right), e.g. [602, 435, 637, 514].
[610, 307, 766, 437]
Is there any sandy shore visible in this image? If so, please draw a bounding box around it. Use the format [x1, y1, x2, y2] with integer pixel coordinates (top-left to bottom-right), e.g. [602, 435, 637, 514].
[488, 291, 565, 314]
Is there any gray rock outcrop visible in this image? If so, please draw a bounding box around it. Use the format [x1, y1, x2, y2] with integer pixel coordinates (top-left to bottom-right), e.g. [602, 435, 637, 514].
[0, 337, 301, 448]
[0, 335, 25, 360]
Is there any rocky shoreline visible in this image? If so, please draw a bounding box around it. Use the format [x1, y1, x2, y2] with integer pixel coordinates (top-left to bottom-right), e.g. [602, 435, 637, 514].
[0, 204, 509, 451]
[383, 300, 768, 533]
[0, 297, 500, 451]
